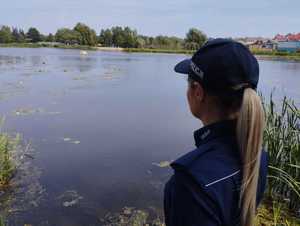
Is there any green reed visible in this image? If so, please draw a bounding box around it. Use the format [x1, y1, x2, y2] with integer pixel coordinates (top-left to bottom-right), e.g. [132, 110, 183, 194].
[256, 200, 300, 226]
[262, 95, 300, 211]
[0, 216, 5, 226]
[0, 119, 19, 189]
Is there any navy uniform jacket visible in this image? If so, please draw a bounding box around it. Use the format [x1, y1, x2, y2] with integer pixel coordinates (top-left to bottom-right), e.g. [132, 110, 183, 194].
[164, 120, 268, 226]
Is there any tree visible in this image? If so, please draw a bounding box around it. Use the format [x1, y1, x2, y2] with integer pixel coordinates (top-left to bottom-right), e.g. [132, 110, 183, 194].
[12, 28, 20, 42]
[99, 29, 113, 46]
[12, 28, 26, 43]
[46, 33, 55, 42]
[153, 35, 173, 49]
[27, 27, 41, 43]
[0, 26, 13, 43]
[136, 37, 146, 48]
[111, 26, 125, 47]
[73, 23, 97, 46]
[184, 28, 207, 50]
[122, 27, 138, 48]
[55, 28, 80, 44]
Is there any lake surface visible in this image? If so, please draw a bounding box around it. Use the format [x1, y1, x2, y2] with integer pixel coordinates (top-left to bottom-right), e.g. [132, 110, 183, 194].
[0, 48, 299, 226]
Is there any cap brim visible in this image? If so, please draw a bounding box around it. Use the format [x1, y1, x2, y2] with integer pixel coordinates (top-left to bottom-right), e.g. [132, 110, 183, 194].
[174, 59, 191, 74]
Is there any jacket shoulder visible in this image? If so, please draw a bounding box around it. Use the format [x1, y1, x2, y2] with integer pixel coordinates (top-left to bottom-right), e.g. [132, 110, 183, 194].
[171, 138, 241, 188]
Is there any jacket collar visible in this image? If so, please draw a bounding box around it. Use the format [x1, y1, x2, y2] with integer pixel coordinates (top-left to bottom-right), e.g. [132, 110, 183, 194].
[171, 120, 237, 169]
[194, 120, 236, 147]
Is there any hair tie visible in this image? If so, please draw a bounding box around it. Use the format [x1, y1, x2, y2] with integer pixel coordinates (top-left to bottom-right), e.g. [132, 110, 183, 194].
[231, 83, 252, 91]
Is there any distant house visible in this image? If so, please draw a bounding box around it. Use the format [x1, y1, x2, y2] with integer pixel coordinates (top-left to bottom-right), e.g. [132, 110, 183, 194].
[274, 33, 300, 52]
[240, 39, 275, 50]
[262, 40, 275, 49]
[248, 40, 264, 49]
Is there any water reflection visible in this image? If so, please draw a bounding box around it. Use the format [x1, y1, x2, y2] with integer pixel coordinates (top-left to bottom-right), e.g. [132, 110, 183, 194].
[28, 55, 44, 66]
[0, 55, 25, 66]
[101, 57, 140, 62]
[58, 56, 97, 73]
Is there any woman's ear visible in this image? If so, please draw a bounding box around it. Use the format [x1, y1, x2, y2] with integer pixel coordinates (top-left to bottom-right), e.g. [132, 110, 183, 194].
[193, 82, 205, 102]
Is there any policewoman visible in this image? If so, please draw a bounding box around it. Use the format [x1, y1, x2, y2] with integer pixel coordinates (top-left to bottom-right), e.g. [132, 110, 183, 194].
[164, 39, 268, 226]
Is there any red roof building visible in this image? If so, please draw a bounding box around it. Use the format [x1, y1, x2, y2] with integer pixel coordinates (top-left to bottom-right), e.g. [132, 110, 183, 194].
[274, 34, 287, 41]
[287, 33, 300, 41]
[274, 33, 300, 42]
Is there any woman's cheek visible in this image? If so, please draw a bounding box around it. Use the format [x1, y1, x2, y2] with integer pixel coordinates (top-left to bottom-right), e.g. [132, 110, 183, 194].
[187, 88, 195, 114]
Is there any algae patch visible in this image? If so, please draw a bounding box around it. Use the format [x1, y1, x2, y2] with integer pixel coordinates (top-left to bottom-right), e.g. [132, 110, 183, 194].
[13, 108, 61, 116]
[57, 190, 83, 208]
[101, 207, 165, 226]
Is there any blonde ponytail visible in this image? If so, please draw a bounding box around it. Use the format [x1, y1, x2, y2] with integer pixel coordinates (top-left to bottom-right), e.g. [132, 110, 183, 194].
[237, 88, 265, 226]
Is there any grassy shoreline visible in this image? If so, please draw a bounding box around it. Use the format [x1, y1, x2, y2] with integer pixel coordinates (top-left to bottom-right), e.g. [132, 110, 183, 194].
[0, 43, 97, 51]
[125, 48, 300, 61]
[1, 43, 300, 61]
[124, 48, 194, 55]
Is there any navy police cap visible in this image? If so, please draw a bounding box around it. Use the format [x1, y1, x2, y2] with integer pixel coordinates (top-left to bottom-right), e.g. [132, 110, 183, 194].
[174, 38, 259, 92]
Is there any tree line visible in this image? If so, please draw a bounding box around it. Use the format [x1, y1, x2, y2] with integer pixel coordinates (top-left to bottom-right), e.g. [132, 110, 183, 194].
[0, 23, 207, 50]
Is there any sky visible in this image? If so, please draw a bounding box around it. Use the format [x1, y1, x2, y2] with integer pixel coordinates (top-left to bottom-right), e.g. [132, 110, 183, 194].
[1, 0, 299, 38]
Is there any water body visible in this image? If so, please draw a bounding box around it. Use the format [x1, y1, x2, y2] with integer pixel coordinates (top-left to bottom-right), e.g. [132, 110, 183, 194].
[0, 48, 299, 226]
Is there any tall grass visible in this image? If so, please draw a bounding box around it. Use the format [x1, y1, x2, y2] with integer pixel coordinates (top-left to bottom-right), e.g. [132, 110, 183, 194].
[256, 201, 300, 226]
[0, 119, 18, 189]
[0, 216, 5, 226]
[262, 95, 300, 211]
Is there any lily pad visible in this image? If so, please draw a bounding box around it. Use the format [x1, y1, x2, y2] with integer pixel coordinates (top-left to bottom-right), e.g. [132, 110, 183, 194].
[63, 199, 79, 207]
[13, 108, 44, 116]
[72, 141, 81, 145]
[152, 161, 171, 168]
[62, 137, 81, 145]
[13, 108, 61, 116]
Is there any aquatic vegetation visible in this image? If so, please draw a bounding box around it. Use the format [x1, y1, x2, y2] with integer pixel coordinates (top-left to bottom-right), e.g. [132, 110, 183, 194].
[0, 129, 43, 224]
[13, 107, 44, 116]
[101, 207, 164, 226]
[262, 95, 300, 211]
[13, 107, 61, 116]
[0, 216, 5, 226]
[99, 202, 299, 226]
[152, 161, 171, 168]
[57, 190, 83, 208]
[0, 126, 19, 189]
[256, 201, 300, 226]
[0, 216, 7, 226]
[62, 137, 81, 144]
